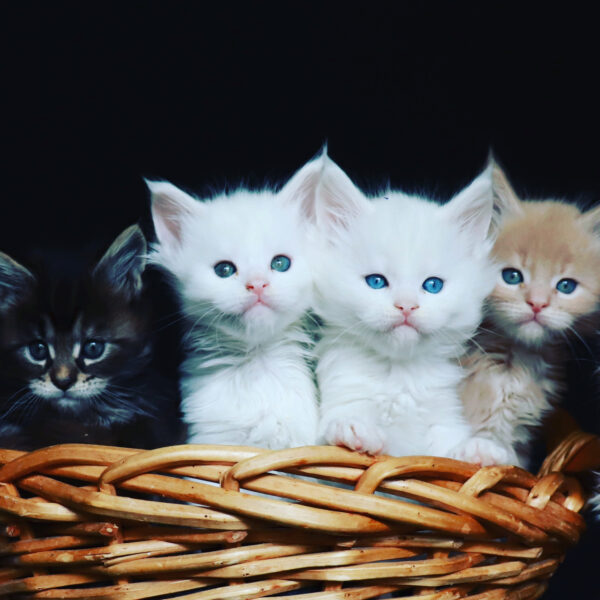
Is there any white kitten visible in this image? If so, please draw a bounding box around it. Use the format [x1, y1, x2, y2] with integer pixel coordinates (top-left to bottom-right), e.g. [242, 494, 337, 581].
[313, 156, 504, 461]
[148, 157, 323, 449]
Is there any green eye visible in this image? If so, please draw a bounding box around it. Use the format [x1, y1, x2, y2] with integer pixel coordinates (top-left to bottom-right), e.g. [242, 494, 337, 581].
[556, 278, 577, 294]
[214, 261, 237, 278]
[271, 255, 291, 272]
[502, 268, 524, 285]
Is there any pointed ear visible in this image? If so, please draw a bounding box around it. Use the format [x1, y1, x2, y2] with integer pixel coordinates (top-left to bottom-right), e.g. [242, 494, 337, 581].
[579, 203, 600, 236]
[314, 154, 371, 235]
[147, 179, 199, 249]
[279, 146, 328, 222]
[0, 252, 35, 310]
[490, 160, 524, 236]
[93, 225, 147, 300]
[443, 164, 494, 246]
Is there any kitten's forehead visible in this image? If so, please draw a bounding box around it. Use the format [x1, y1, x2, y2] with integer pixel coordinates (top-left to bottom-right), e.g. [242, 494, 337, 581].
[344, 195, 468, 273]
[184, 191, 305, 260]
[493, 202, 600, 273]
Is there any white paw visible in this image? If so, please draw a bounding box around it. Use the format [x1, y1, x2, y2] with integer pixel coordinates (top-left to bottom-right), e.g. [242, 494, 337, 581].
[449, 437, 516, 466]
[324, 419, 386, 455]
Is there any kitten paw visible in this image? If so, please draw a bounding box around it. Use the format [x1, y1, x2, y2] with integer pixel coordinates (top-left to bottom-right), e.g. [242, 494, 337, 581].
[449, 437, 516, 466]
[324, 419, 386, 455]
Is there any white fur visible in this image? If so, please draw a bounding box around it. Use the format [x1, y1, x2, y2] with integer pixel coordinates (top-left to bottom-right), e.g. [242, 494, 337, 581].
[313, 157, 502, 460]
[149, 156, 324, 449]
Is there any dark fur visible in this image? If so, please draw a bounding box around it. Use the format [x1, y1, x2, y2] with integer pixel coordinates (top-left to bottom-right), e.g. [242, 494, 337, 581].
[0, 226, 183, 450]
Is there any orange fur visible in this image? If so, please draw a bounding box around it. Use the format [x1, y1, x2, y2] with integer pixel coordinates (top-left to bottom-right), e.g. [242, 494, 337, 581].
[460, 164, 600, 467]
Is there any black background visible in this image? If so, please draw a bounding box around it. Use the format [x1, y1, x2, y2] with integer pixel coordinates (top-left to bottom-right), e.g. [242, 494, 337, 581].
[2, 3, 599, 596]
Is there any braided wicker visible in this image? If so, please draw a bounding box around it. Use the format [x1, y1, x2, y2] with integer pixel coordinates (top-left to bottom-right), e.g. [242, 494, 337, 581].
[0, 428, 598, 599]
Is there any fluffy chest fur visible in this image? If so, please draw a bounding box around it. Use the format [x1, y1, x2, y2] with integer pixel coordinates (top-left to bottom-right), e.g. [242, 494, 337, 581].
[181, 321, 317, 449]
[460, 326, 565, 465]
[316, 331, 470, 457]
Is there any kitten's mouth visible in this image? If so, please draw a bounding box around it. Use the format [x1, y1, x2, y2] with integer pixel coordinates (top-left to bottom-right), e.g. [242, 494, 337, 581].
[244, 298, 272, 313]
[391, 320, 418, 332]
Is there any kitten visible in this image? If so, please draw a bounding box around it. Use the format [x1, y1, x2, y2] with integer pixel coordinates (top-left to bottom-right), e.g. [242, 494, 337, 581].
[459, 163, 600, 467]
[313, 155, 503, 461]
[0, 225, 182, 450]
[148, 157, 321, 449]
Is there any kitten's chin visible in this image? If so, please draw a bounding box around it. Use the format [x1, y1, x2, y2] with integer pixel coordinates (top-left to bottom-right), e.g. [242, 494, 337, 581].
[512, 320, 552, 346]
[56, 395, 83, 411]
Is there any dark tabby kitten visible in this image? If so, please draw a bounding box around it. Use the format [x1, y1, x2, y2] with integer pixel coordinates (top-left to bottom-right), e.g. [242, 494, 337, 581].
[0, 225, 183, 450]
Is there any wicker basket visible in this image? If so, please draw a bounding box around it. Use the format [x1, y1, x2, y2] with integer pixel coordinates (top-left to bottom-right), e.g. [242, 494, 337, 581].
[0, 422, 599, 599]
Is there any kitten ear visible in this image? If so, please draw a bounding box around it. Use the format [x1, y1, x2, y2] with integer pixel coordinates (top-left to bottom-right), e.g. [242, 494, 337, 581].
[579, 203, 600, 236]
[0, 252, 35, 310]
[443, 164, 494, 247]
[147, 180, 199, 249]
[315, 154, 371, 234]
[93, 225, 147, 300]
[279, 147, 328, 221]
[490, 159, 524, 234]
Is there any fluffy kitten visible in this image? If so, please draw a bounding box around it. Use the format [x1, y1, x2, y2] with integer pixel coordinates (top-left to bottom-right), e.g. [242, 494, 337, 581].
[0, 225, 183, 450]
[148, 157, 321, 449]
[313, 156, 502, 461]
[460, 164, 600, 467]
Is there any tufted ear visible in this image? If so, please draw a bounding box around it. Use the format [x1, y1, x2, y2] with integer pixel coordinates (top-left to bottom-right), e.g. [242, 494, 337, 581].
[442, 163, 494, 248]
[93, 225, 147, 300]
[0, 252, 35, 310]
[314, 154, 372, 236]
[279, 146, 328, 222]
[489, 158, 524, 237]
[146, 179, 200, 250]
[579, 203, 600, 237]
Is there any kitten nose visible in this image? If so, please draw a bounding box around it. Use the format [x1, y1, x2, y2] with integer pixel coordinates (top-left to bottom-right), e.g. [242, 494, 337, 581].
[246, 280, 269, 294]
[527, 300, 548, 314]
[51, 366, 77, 391]
[395, 304, 419, 316]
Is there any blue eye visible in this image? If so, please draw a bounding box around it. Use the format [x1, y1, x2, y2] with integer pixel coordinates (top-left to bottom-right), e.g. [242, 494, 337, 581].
[422, 277, 444, 294]
[502, 268, 524, 285]
[214, 261, 237, 278]
[28, 341, 48, 362]
[556, 278, 578, 294]
[271, 255, 291, 272]
[365, 274, 388, 289]
[82, 340, 106, 360]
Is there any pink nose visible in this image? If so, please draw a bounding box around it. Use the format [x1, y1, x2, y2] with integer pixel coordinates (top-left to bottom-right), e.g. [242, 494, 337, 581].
[395, 304, 419, 317]
[527, 300, 548, 314]
[246, 280, 269, 294]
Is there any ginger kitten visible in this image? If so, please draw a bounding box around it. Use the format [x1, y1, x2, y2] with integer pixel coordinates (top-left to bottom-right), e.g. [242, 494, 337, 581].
[460, 163, 600, 467]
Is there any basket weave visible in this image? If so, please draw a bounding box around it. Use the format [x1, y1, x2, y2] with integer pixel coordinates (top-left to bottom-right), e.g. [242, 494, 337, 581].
[0, 425, 598, 600]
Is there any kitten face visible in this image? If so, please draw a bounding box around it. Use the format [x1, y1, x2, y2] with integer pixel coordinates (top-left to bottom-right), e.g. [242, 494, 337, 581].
[149, 157, 323, 344]
[0, 226, 154, 425]
[313, 158, 496, 358]
[488, 201, 600, 346]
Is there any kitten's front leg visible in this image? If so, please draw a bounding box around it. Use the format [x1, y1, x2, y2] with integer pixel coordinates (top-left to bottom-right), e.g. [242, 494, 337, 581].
[423, 385, 513, 465]
[317, 344, 388, 455]
[321, 411, 386, 455]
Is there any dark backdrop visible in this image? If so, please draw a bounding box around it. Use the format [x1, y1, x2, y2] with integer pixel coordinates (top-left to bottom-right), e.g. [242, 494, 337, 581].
[2, 3, 598, 597]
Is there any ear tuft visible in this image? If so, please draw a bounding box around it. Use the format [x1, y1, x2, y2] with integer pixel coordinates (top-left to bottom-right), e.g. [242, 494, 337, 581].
[443, 163, 494, 247]
[490, 160, 524, 236]
[147, 179, 199, 249]
[93, 225, 147, 301]
[279, 147, 329, 222]
[315, 155, 371, 234]
[0, 252, 35, 310]
[579, 203, 600, 237]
